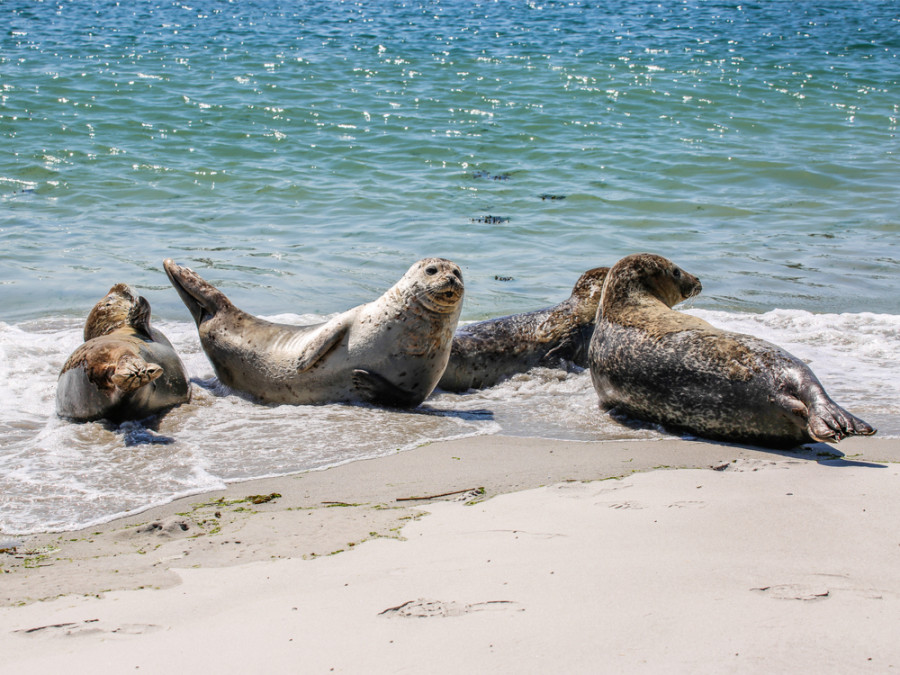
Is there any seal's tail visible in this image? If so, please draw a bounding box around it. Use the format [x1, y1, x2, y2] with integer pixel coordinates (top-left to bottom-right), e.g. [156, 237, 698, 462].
[163, 259, 231, 327]
[806, 397, 876, 443]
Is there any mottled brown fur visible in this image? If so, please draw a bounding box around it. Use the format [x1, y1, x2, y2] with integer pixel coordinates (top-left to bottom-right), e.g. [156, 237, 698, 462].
[589, 253, 875, 448]
[57, 285, 190, 422]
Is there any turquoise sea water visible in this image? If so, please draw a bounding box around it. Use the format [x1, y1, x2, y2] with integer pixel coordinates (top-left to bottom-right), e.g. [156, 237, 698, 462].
[1, 0, 898, 533]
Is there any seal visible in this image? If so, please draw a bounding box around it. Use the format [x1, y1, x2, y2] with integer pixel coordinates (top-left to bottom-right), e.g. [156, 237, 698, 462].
[57, 284, 191, 422]
[164, 258, 464, 408]
[588, 253, 876, 448]
[438, 267, 609, 392]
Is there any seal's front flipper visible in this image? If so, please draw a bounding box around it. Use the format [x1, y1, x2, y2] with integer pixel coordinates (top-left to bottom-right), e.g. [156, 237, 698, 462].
[110, 355, 163, 392]
[542, 332, 577, 365]
[296, 319, 350, 372]
[352, 369, 419, 408]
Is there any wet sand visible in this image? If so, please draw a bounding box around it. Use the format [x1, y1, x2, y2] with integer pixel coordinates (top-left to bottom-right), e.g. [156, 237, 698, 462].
[2, 434, 898, 673]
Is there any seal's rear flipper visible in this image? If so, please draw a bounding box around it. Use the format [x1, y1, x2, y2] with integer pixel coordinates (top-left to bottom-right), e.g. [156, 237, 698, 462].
[111, 355, 163, 392]
[163, 259, 232, 327]
[807, 399, 876, 442]
[352, 369, 419, 408]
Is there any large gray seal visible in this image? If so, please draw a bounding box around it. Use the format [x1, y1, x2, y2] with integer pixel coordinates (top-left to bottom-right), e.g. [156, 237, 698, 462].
[57, 284, 191, 422]
[164, 258, 464, 408]
[438, 267, 609, 392]
[588, 253, 876, 449]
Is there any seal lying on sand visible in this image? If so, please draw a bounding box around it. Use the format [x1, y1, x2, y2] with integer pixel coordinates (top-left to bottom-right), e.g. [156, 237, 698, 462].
[57, 284, 191, 422]
[588, 253, 875, 448]
[438, 267, 608, 392]
[164, 258, 464, 408]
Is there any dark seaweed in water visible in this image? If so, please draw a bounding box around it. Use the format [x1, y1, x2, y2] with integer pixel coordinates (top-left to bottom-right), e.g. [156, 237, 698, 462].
[471, 170, 511, 181]
[470, 215, 510, 224]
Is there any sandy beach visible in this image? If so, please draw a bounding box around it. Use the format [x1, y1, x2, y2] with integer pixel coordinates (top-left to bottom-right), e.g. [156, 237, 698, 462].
[2, 433, 898, 673]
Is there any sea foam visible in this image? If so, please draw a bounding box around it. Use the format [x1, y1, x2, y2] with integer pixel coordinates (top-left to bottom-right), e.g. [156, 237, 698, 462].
[0, 308, 896, 534]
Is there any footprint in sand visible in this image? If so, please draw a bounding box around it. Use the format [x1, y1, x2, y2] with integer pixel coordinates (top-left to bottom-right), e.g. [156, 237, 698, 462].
[715, 459, 792, 473]
[752, 574, 887, 601]
[379, 599, 523, 618]
[118, 516, 192, 540]
[751, 584, 830, 601]
[15, 620, 163, 638]
[604, 501, 644, 510]
[667, 500, 705, 509]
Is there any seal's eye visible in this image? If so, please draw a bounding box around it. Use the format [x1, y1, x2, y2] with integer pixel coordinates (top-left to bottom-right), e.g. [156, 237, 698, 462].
[425, 265, 438, 276]
[673, 268, 681, 279]
[452, 269, 462, 280]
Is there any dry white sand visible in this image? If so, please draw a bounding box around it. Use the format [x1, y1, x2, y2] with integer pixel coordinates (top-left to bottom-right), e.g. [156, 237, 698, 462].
[2, 435, 898, 673]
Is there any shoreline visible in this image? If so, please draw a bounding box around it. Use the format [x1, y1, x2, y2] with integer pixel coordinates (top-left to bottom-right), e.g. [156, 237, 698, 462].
[2, 434, 899, 671]
[3, 434, 897, 606]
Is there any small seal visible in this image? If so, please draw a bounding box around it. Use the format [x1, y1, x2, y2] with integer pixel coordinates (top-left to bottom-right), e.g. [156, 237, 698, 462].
[438, 267, 608, 392]
[57, 284, 191, 422]
[164, 258, 464, 408]
[588, 253, 876, 448]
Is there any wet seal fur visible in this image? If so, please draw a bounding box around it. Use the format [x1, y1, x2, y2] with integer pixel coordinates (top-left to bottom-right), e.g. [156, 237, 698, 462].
[588, 253, 876, 449]
[164, 258, 464, 408]
[438, 267, 608, 392]
[57, 284, 191, 422]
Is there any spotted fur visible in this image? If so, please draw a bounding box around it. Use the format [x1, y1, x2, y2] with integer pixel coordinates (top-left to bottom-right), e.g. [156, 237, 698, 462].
[589, 253, 875, 448]
[439, 267, 608, 392]
[164, 258, 463, 407]
[57, 284, 190, 422]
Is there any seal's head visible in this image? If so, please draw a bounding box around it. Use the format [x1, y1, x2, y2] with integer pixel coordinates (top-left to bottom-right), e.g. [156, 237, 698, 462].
[83, 284, 152, 341]
[601, 254, 701, 318]
[569, 267, 610, 322]
[405, 258, 465, 314]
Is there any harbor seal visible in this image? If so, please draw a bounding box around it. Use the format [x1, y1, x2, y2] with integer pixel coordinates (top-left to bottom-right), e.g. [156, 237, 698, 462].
[57, 284, 191, 422]
[588, 253, 876, 448]
[164, 258, 464, 408]
[438, 267, 608, 392]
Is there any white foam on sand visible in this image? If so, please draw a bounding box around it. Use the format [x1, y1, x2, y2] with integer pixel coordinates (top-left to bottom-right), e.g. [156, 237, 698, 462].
[1, 308, 897, 534]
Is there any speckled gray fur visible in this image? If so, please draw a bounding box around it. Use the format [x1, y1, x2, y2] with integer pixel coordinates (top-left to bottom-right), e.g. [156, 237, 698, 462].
[165, 258, 463, 408]
[438, 267, 608, 392]
[589, 253, 875, 449]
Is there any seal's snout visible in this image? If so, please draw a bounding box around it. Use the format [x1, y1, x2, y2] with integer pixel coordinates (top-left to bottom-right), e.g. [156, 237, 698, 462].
[413, 258, 464, 314]
[670, 263, 701, 302]
[435, 274, 464, 305]
[685, 277, 703, 298]
[443, 270, 463, 291]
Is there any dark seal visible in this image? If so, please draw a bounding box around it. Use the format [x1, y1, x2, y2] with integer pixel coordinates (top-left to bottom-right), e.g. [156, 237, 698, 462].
[57, 284, 191, 422]
[438, 267, 609, 392]
[588, 253, 876, 449]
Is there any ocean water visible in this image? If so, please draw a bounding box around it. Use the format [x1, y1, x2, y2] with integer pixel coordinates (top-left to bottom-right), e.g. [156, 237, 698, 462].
[1, 0, 898, 534]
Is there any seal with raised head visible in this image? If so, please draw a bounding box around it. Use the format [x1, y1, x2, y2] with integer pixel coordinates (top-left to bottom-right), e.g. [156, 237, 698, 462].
[164, 258, 464, 408]
[57, 284, 191, 422]
[438, 267, 608, 392]
[588, 253, 876, 448]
